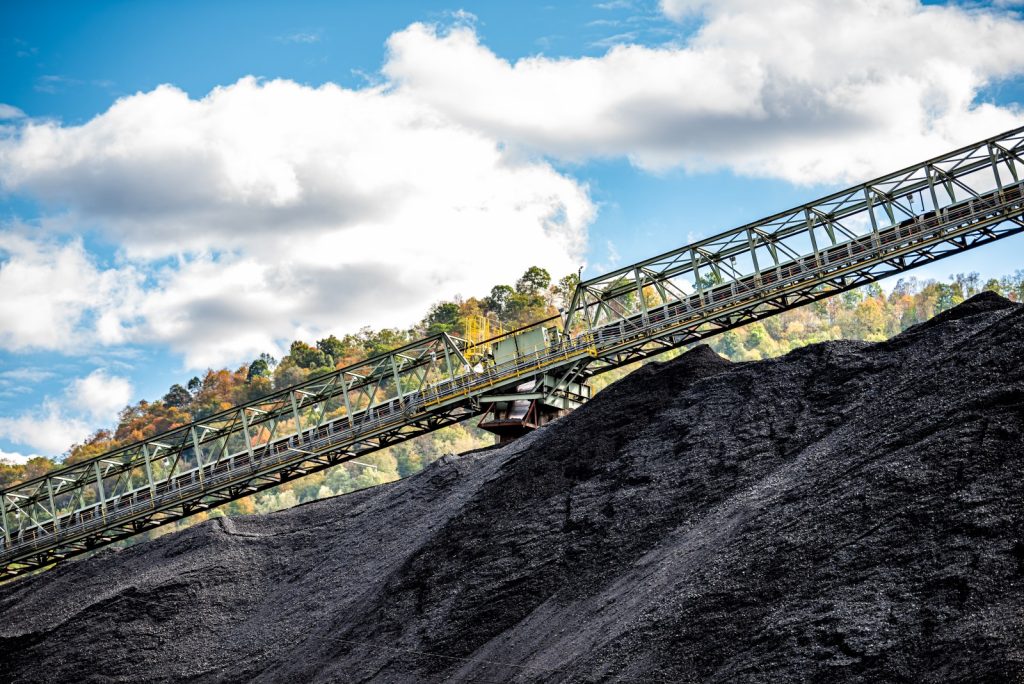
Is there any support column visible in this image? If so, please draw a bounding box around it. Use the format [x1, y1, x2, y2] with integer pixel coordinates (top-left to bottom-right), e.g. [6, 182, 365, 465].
[290, 391, 304, 439]
[339, 375, 355, 428]
[240, 409, 256, 465]
[47, 479, 60, 534]
[142, 444, 157, 503]
[804, 210, 820, 266]
[191, 426, 205, 487]
[0, 494, 11, 547]
[390, 355, 404, 404]
[989, 144, 1004, 193]
[94, 461, 107, 520]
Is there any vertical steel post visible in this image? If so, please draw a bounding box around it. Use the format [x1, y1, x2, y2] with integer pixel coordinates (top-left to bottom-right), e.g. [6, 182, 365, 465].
[311, 378, 335, 430]
[634, 267, 648, 323]
[864, 187, 880, 238]
[94, 461, 107, 520]
[804, 210, 821, 265]
[47, 478, 60, 534]
[989, 144, 1004, 193]
[239, 408, 256, 465]
[142, 444, 156, 503]
[0, 493, 11, 547]
[390, 354, 404, 404]
[822, 214, 837, 245]
[690, 250, 704, 305]
[339, 374, 355, 428]
[747, 228, 763, 277]
[191, 426, 205, 487]
[290, 391, 304, 439]
[442, 342, 454, 382]
[582, 288, 596, 332]
[926, 165, 940, 214]
[209, 434, 230, 466]
[1000, 145, 1021, 183]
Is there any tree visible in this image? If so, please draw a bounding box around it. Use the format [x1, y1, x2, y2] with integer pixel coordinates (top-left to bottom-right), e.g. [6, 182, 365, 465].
[483, 284, 515, 318]
[555, 272, 580, 309]
[744, 322, 769, 351]
[162, 384, 193, 408]
[718, 330, 741, 357]
[953, 272, 980, 299]
[273, 357, 308, 389]
[187, 376, 203, 394]
[424, 301, 461, 335]
[359, 328, 410, 356]
[516, 266, 551, 295]
[316, 335, 346, 364]
[66, 430, 114, 465]
[983, 278, 1004, 296]
[853, 297, 887, 340]
[890, 277, 919, 299]
[696, 269, 724, 291]
[247, 358, 271, 383]
[840, 288, 864, 309]
[934, 282, 961, 312]
[289, 340, 329, 370]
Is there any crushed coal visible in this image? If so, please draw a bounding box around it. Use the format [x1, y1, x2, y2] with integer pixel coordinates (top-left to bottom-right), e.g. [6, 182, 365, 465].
[3, 292, 1024, 683]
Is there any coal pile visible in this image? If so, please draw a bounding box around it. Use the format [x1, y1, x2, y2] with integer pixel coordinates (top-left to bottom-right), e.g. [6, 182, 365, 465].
[3, 292, 1024, 683]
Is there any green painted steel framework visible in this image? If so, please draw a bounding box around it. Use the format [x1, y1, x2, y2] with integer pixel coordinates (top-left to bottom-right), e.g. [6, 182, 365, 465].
[3, 125, 1024, 580]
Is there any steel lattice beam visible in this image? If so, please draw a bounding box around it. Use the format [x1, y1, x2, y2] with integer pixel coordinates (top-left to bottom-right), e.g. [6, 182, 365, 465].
[2, 125, 1024, 579]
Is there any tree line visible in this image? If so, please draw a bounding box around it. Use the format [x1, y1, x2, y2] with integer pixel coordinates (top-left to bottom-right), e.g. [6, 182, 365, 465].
[2, 267, 1022, 540]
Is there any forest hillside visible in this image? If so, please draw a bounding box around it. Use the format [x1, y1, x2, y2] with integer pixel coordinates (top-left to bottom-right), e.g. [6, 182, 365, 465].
[2, 268, 1022, 545]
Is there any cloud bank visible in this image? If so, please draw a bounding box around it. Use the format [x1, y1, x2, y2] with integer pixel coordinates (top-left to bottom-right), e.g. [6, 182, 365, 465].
[0, 78, 593, 367]
[387, 0, 1024, 183]
[1, 0, 1023, 379]
[0, 368, 132, 455]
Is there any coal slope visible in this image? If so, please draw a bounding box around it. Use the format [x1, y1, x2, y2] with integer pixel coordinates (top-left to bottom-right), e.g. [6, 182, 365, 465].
[3, 292, 1024, 684]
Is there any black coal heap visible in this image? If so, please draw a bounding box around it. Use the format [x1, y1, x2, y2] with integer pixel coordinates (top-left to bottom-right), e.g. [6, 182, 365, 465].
[3, 293, 1024, 683]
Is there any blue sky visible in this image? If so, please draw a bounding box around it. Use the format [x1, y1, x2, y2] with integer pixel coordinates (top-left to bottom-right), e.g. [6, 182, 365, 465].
[1, 0, 1023, 461]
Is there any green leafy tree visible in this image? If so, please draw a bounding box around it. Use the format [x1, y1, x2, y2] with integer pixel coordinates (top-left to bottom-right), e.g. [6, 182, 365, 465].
[555, 272, 580, 309]
[424, 301, 461, 335]
[162, 384, 192, 408]
[984, 278, 1003, 295]
[484, 284, 515, 319]
[246, 358, 271, 383]
[359, 327, 409, 356]
[516, 266, 551, 295]
[316, 335, 346, 365]
[289, 341, 330, 370]
[696, 269, 724, 291]
[718, 330, 741, 358]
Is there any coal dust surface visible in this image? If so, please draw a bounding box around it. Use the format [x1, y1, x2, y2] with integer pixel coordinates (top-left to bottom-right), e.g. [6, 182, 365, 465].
[3, 292, 1024, 683]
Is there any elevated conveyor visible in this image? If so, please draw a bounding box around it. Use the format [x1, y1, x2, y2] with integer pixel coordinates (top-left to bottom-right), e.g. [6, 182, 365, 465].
[3, 125, 1024, 579]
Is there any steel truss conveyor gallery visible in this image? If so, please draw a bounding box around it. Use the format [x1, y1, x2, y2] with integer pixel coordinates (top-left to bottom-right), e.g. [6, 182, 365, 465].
[3, 125, 1024, 579]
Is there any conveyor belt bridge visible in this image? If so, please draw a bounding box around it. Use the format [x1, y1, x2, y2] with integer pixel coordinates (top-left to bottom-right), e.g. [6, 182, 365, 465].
[3, 125, 1024, 579]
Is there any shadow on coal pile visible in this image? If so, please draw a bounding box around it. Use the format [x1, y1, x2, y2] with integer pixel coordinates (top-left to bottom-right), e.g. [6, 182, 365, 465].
[3, 292, 1024, 684]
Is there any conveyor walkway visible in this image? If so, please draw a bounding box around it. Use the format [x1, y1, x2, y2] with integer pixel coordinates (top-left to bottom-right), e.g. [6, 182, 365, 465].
[3, 125, 1024, 579]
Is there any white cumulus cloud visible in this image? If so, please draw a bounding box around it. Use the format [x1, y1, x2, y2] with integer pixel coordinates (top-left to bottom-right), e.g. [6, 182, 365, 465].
[0, 77, 593, 367]
[1, 3, 1022, 373]
[0, 369, 133, 457]
[0, 232, 141, 352]
[0, 104, 25, 120]
[68, 369, 133, 423]
[0, 399, 92, 456]
[386, 1, 1024, 183]
[0, 448, 44, 465]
